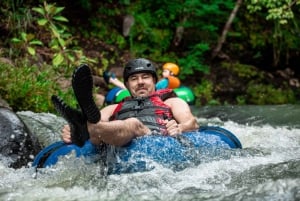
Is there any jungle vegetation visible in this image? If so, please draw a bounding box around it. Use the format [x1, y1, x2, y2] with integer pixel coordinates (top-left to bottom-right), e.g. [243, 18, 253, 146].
[0, 0, 299, 112]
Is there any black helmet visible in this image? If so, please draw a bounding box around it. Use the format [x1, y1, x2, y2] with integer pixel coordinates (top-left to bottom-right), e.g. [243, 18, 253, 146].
[123, 58, 158, 82]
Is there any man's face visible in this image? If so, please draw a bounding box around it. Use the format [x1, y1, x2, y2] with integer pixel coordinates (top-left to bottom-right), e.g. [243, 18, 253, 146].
[126, 73, 156, 97]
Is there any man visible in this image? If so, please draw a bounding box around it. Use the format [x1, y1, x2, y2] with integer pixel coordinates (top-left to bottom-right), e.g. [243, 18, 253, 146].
[61, 58, 199, 147]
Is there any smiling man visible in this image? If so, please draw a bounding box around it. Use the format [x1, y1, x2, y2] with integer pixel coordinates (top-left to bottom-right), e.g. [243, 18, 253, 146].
[61, 58, 199, 147]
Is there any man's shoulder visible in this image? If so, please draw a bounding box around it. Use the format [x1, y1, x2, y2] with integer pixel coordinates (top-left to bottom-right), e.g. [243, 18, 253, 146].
[104, 104, 118, 110]
[164, 96, 186, 105]
[101, 104, 119, 121]
[102, 104, 118, 114]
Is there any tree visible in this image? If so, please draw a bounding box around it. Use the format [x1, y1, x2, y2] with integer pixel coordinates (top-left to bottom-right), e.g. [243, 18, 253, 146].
[245, 0, 300, 66]
[212, 0, 243, 59]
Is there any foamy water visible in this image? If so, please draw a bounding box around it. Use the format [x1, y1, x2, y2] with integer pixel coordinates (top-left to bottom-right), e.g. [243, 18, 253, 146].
[1, 115, 299, 201]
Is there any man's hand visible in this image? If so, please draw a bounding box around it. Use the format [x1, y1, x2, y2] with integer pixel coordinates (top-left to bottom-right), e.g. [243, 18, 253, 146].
[126, 118, 151, 137]
[61, 124, 72, 143]
[164, 119, 182, 136]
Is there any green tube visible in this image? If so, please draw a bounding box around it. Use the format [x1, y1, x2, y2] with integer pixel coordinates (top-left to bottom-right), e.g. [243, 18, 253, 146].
[115, 89, 131, 103]
[173, 86, 195, 105]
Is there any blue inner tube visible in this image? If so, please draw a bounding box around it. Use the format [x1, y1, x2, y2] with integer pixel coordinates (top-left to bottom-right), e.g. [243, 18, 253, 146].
[32, 126, 242, 173]
[32, 141, 98, 168]
[105, 87, 122, 104]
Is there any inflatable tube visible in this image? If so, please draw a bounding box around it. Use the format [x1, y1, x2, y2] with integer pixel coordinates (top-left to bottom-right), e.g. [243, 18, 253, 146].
[105, 86, 195, 105]
[108, 126, 241, 174]
[173, 86, 195, 105]
[33, 126, 242, 174]
[32, 140, 99, 168]
[115, 89, 131, 103]
[105, 87, 121, 104]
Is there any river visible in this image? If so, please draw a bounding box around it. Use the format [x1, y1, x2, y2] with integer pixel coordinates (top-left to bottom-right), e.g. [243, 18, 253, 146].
[0, 105, 299, 201]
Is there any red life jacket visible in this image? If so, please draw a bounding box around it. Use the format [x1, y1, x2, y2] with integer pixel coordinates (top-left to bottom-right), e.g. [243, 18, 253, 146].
[109, 89, 177, 134]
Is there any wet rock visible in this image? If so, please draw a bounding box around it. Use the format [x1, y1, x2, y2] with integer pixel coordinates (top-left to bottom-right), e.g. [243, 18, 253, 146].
[0, 96, 11, 110]
[17, 111, 66, 147]
[0, 107, 42, 168]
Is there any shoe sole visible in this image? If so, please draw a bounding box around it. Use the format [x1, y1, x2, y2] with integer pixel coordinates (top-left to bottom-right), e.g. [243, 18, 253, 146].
[72, 64, 101, 123]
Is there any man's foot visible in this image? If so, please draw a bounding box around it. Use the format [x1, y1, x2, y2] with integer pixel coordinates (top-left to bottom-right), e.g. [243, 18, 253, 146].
[51, 95, 89, 147]
[103, 71, 116, 85]
[72, 64, 101, 123]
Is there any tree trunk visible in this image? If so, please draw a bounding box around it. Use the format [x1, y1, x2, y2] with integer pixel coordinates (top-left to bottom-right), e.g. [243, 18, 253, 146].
[211, 0, 243, 59]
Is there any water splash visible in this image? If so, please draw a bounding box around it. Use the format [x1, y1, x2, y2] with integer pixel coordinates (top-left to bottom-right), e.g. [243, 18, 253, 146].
[1, 106, 300, 201]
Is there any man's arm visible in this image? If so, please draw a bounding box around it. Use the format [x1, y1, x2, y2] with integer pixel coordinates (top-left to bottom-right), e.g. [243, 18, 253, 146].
[88, 104, 150, 146]
[165, 97, 199, 134]
[88, 118, 150, 146]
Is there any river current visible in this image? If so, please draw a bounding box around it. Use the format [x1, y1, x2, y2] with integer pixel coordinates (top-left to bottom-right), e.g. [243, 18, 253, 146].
[0, 105, 299, 201]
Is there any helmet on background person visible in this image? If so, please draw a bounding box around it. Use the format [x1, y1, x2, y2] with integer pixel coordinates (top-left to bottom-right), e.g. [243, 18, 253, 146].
[123, 58, 158, 82]
[162, 63, 180, 76]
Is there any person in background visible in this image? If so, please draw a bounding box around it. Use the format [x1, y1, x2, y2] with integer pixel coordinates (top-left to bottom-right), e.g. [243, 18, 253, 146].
[155, 63, 181, 90]
[92, 75, 109, 107]
[61, 58, 199, 147]
[103, 70, 126, 89]
[92, 70, 127, 107]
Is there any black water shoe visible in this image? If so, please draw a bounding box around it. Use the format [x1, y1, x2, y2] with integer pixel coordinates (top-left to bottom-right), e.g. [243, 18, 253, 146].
[103, 71, 116, 85]
[72, 64, 101, 123]
[51, 95, 89, 147]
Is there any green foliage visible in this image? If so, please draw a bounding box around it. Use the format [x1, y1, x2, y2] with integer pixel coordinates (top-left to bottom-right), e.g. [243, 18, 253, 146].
[0, 0, 299, 112]
[0, 62, 76, 113]
[192, 79, 220, 106]
[11, 32, 43, 56]
[221, 62, 262, 79]
[244, 0, 300, 66]
[0, 1, 34, 36]
[246, 83, 296, 104]
[123, 0, 235, 75]
[178, 43, 210, 79]
[245, 0, 299, 24]
[32, 2, 72, 67]
[236, 95, 247, 105]
[32, 2, 97, 68]
[128, 12, 173, 57]
[221, 62, 297, 105]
